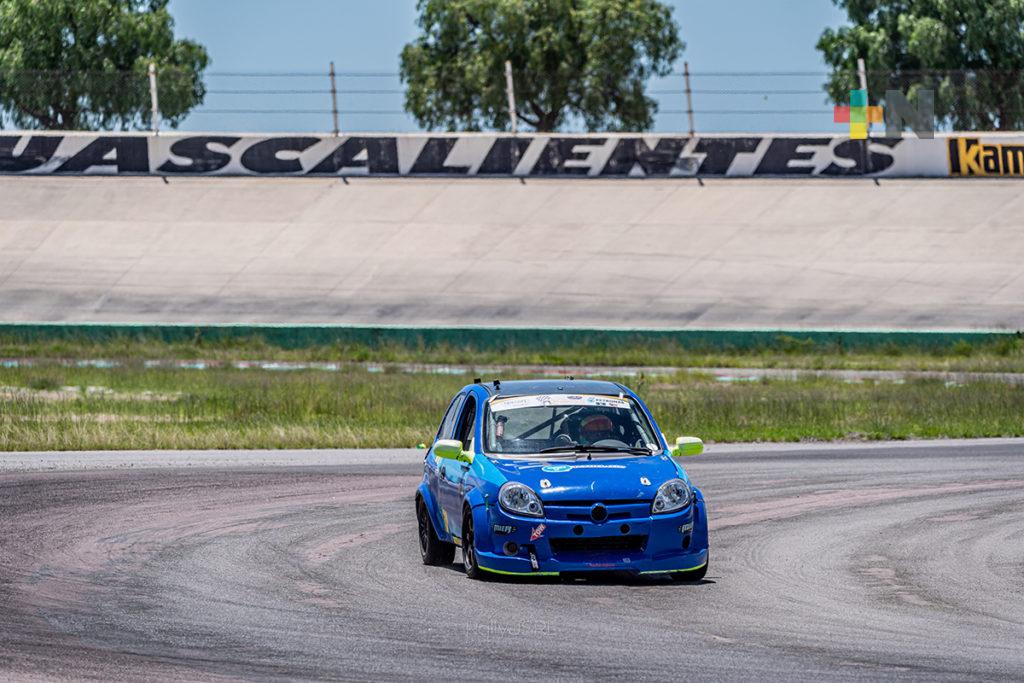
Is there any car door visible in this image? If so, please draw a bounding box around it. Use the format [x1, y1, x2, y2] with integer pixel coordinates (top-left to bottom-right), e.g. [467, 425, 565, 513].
[427, 392, 464, 532]
[439, 393, 476, 539]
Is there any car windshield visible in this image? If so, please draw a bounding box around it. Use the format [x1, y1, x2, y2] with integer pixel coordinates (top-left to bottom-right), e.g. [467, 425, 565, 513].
[483, 393, 661, 457]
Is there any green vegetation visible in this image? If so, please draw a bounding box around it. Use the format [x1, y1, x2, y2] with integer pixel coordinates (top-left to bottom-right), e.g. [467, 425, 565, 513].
[3, 332, 1020, 450]
[2, 332, 1023, 373]
[2, 362, 1022, 451]
[0, 0, 208, 130]
[400, 0, 682, 131]
[819, 0, 1024, 130]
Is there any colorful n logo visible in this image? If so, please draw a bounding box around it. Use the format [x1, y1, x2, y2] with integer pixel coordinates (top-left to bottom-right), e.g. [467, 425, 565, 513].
[834, 89, 883, 139]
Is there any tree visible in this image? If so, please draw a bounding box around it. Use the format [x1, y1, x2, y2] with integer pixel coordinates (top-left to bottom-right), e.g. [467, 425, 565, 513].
[0, 0, 209, 130]
[818, 0, 1024, 131]
[400, 0, 683, 132]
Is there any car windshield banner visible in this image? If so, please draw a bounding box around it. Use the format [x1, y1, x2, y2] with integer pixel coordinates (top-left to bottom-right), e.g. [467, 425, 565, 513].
[491, 394, 632, 411]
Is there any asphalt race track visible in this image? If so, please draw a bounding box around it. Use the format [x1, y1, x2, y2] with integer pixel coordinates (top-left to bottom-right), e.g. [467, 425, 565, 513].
[2, 440, 1023, 681]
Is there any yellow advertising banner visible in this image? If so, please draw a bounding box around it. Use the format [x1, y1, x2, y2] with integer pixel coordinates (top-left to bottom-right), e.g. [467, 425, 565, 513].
[948, 137, 1024, 177]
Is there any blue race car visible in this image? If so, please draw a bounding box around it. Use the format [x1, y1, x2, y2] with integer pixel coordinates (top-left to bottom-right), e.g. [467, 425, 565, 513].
[415, 379, 708, 581]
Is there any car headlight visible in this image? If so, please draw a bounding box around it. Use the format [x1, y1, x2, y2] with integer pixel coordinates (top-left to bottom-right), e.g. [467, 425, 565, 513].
[652, 478, 691, 514]
[498, 482, 544, 517]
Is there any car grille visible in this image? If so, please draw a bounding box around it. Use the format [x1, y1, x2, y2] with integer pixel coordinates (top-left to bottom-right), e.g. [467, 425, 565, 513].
[549, 535, 648, 554]
[549, 499, 645, 506]
[564, 510, 630, 521]
[542, 500, 652, 522]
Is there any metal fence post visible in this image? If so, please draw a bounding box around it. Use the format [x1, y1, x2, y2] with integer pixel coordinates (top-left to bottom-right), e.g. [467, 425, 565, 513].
[504, 60, 518, 135]
[684, 61, 695, 137]
[329, 61, 340, 136]
[148, 63, 160, 135]
[857, 57, 872, 174]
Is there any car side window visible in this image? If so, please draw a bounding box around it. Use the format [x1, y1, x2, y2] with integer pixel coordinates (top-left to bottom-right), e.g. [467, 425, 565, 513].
[435, 394, 464, 442]
[454, 395, 477, 451]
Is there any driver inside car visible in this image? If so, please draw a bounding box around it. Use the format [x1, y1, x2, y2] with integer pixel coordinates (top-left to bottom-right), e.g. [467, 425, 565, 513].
[494, 414, 509, 439]
[577, 413, 616, 445]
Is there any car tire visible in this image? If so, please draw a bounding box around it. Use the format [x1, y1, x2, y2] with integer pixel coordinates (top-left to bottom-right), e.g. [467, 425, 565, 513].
[671, 556, 709, 583]
[417, 498, 455, 566]
[461, 509, 490, 581]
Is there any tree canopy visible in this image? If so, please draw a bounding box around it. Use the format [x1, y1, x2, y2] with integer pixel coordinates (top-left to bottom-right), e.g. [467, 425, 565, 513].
[0, 0, 209, 130]
[400, 0, 683, 132]
[818, 0, 1024, 131]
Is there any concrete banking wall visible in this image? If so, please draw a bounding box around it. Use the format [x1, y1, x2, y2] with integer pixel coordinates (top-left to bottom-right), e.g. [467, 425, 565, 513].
[0, 172, 1022, 330]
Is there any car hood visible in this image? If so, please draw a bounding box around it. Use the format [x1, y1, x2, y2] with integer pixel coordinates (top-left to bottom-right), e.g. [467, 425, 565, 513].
[490, 454, 683, 502]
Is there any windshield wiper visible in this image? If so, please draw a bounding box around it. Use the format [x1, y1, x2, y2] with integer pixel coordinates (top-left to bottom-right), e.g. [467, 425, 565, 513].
[539, 445, 654, 456]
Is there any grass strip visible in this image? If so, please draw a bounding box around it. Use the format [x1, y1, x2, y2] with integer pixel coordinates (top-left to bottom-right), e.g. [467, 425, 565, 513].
[2, 332, 1024, 373]
[2, 363, 1022, 451]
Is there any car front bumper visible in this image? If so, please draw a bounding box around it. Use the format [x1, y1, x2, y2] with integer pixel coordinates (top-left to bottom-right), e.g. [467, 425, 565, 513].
[474, 496, 709, 576]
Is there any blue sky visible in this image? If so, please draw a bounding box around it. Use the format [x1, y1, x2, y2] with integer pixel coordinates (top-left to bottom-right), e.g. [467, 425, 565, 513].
[167, 0, 849, 134]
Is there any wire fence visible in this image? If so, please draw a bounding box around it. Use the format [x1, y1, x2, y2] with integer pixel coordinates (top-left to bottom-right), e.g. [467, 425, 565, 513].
[2, 66, 1022, 133]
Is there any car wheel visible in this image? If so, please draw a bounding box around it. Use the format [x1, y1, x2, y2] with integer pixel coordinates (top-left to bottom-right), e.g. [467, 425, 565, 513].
[417, 498, 455, 566]
[671, 556, 709, 583]
[461, 509, 489, 580]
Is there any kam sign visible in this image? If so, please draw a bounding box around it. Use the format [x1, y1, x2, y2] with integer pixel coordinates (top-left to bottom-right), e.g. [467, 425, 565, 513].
[948, 137, 1024, 177]
[0, 131, 993, 178]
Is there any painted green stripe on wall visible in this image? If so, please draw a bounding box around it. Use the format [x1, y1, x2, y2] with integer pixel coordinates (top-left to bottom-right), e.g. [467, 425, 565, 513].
[0, 323, 1017, 352]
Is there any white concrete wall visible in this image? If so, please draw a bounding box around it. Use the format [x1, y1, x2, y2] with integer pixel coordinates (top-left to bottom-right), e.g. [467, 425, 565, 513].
[1, 175, 1021, 329]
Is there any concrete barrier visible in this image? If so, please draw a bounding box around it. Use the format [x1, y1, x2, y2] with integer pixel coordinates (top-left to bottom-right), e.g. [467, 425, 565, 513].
[1, 175, 1022, 329]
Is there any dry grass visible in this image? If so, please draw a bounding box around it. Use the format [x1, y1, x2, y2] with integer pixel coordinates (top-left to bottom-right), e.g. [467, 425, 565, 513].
[2, 333, 1024, 373]
[1, 362, 1022, 450]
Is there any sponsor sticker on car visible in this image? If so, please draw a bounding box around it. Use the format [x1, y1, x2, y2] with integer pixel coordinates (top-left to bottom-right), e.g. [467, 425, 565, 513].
[490, 394, 632, 411]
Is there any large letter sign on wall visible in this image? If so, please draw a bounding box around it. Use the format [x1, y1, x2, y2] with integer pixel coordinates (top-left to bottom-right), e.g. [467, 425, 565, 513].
[948, 137, 1024, 177]
[0, 132, 1011, 178]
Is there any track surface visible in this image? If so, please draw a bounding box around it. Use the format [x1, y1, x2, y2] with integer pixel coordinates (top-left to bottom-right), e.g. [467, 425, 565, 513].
[2, 441, 1023, 681]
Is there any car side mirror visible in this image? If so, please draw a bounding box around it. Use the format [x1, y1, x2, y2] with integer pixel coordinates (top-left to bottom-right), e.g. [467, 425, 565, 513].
[434, 439, 474, 464]
[671, 436, 704, 457]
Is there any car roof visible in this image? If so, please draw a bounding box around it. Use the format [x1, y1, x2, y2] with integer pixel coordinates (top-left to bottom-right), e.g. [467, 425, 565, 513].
[470, 379, 628, 397]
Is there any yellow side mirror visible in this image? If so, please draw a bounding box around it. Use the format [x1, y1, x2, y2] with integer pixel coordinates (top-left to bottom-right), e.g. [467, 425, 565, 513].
[434, 439, 474, 464]
[434, 439, 462, 459]
[671, 436, 704, 457]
